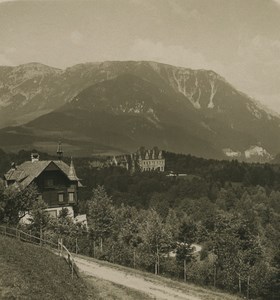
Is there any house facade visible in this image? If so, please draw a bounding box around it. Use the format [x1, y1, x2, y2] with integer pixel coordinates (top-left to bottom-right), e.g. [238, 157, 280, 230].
[4, 152, 82, 218]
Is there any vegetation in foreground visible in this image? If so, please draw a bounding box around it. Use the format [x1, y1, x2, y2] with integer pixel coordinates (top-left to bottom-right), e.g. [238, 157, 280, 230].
[0, 236, 90, 300]
[0, 234, 157, 300]
[1, 149, 280, 299]
[0, 234, 240, 300]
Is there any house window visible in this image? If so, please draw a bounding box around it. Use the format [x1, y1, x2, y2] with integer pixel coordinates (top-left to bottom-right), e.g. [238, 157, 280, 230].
[68, 192, 75, 203]
[58, 193, 64, 203]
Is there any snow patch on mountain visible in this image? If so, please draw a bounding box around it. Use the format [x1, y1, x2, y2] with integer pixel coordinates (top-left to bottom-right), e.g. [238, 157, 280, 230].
[245, 146, 272, 160]
[171, 69, 201, 109]
[223, 146, 272, 162]
[223, 148, 241, 158]
[208, 76, 218, 109]
[246, 103, 262, 119]
[147, 108, 160, 122]
[128, 102, 144, 114]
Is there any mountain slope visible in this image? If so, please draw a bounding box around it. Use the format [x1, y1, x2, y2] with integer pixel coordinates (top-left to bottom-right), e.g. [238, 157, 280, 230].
[0, 61, 280, 160]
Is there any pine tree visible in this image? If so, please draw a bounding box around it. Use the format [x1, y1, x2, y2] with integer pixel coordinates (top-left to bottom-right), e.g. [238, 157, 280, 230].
[87, 185, 114, 255]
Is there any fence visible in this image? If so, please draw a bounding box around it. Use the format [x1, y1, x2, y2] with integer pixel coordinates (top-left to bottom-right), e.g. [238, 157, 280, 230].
[0, 225, 78, 279]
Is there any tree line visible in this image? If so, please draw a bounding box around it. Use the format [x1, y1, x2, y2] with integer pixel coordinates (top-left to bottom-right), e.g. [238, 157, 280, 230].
[0, 183, 279, 299]
[0, 149, 280, 298]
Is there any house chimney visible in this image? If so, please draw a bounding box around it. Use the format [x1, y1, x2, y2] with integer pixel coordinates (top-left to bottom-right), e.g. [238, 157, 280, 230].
[11, 162, 17, 170]
[31, 153, 40, 163]
[57, 141, 63, 161]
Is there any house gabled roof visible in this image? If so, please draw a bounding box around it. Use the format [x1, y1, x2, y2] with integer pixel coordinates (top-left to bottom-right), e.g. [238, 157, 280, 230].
[4, 160, 82, 188]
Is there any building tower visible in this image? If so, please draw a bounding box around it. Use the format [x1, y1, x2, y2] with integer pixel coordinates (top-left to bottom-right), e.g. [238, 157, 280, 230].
[57, 141, 63, 161]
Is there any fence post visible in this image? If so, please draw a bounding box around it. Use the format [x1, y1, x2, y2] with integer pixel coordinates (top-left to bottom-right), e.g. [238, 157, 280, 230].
[71, 260, 74, 279]
[59, 238, 62, 256]
[4, 226, 6, 236]
[40, 227, 43, 246]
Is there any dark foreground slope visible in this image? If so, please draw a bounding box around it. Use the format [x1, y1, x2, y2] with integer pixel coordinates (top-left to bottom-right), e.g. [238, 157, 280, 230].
[0, 236, 89, 300]
[0, 235, 157, 300]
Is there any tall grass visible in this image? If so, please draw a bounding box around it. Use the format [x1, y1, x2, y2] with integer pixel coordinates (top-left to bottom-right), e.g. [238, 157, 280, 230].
[0, 236, 89, 300]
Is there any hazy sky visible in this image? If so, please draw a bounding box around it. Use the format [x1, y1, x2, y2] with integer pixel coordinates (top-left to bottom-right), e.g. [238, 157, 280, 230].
[1, 0, 280, 112]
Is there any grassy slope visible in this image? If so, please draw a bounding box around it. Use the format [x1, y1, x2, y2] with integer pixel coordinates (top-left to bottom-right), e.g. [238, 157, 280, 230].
[0, 236, 241, 300]
[0, 236, 90, 300]
[0, 236, 152, 300]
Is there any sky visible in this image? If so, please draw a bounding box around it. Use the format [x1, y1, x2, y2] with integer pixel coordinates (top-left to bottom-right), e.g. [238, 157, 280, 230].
[0, 0, 280, 112]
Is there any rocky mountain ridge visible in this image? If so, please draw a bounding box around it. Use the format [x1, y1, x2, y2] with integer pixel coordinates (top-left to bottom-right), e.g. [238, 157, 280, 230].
[0, 61, 279, 161]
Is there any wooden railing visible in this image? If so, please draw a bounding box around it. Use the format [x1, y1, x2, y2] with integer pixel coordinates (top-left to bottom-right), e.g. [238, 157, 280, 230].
[57, 237, 78, 278]
[0, 225, 78, 279]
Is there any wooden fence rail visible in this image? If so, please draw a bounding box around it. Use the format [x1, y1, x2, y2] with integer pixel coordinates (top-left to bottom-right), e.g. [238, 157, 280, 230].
[0, 225, 78, 279]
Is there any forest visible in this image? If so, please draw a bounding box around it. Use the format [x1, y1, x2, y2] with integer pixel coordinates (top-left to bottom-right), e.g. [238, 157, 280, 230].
[0, 148, 280, 299]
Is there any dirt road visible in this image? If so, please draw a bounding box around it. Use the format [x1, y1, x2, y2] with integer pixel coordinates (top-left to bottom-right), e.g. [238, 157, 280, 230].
[74, 255, 202, 300]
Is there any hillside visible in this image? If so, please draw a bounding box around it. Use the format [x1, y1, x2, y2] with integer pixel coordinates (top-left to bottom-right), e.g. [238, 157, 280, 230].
[0, 235, 154, 300]
[1, 61, 280, 160]
[0, 235, 243, 300]
[0, 235, 90, 299]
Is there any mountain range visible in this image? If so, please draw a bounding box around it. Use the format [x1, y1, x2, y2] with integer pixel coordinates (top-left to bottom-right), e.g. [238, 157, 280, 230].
[0, 60, 279, 161]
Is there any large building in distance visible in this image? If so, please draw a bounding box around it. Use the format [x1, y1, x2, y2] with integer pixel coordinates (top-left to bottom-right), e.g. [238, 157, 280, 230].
[112, 147, 165, 173]
[137, 147, 165, 172]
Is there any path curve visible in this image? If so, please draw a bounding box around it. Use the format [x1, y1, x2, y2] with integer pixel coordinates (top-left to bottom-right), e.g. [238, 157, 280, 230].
[74, 256, 202, 300]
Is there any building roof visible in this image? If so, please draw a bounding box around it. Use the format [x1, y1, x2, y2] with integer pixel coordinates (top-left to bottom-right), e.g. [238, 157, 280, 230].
[4, 160, 82, 188]
[137, 147, 163, 160]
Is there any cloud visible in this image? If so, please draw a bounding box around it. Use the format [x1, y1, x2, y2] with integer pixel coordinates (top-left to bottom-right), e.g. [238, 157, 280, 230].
[0, 53, 13, 65]
[0, 47, 16, 66]
[4, 47, 16, 54]
[70, 30, 84, 46]
[127, 39, 211, 70]
[167, 0, 200, 19]
[129, 0, 157, 12]
[0, 0, 17, 3]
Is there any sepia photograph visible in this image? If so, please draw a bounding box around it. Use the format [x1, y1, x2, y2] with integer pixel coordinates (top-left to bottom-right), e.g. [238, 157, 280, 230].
[0, 0, 279, 299]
